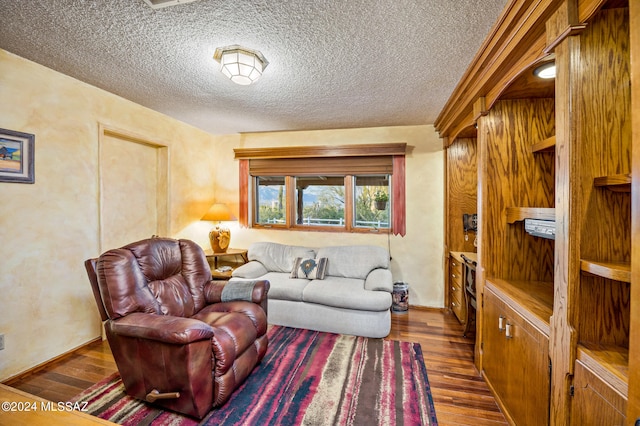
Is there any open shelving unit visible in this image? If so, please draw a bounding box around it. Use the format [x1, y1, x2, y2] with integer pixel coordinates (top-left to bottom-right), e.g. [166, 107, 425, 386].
[505, 207, 555, 224]
[580, 259, 631, 283]
[577, 342, 629, 397]
[594, 173, 632, 192]
[531, 135, 556, 153]
[436, 0, 638, 423]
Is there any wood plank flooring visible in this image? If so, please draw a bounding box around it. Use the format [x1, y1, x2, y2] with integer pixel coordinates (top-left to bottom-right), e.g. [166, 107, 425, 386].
[389, 309, 507, 425]
[5, 308, 506, 425]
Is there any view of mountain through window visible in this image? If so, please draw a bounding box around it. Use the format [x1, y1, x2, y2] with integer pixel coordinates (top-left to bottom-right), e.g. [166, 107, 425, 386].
[255, 176, 286, 225]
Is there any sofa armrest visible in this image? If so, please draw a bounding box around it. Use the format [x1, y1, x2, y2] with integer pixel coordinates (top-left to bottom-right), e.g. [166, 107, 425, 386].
[232, 261, 269, 278]
[364, 268, 393, 292]
[107, 313, 214, 344]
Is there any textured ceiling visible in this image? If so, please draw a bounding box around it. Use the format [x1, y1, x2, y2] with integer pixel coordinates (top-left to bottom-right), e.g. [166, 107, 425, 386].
[0, 0, 508, 135]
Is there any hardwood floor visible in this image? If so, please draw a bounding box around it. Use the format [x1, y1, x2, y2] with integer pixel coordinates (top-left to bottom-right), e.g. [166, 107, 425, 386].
[4, 338, 117, 404]
[5, 308, 506, 425]
[389, 309, 507, 425]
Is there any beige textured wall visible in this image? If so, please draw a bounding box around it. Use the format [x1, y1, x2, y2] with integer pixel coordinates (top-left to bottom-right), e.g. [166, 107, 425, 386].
[0, 50, 218, 380]
[200, 126, 445, 309]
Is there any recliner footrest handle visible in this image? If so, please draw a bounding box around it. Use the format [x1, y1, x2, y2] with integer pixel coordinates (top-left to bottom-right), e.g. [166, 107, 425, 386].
[146, 389, 180, 402]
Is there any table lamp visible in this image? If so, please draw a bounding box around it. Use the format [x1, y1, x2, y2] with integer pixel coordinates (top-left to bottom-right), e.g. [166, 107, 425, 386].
[201, 203, 237, 253]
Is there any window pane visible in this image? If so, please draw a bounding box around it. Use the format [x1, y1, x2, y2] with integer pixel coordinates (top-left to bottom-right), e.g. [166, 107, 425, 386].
[255, 176, 286, 225]
[354, 175, 390, 229]
[295, 176, 345, 226]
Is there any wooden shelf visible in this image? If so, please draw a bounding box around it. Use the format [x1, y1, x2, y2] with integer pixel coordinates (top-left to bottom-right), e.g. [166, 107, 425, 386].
[593, 174, 631, 192]
[485, 278, 554, 336]
[580, 259, 631, 283]
[506, 207, 555, 224]
[531, 135, 556, 153]
[577, 342, 628, 397]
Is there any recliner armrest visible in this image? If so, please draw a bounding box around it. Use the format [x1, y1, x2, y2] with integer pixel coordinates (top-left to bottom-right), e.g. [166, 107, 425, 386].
[204, 279, 270, 318]
[204, 280, 270, 305]
[107, 313, 214, 344]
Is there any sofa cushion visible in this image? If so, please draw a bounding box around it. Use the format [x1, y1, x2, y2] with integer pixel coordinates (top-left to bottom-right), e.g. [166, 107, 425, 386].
[248, 242, 316, 273]
[290, 257, 328, 280]
[302, 277, 392, 311]
[316, 245, 389, 279]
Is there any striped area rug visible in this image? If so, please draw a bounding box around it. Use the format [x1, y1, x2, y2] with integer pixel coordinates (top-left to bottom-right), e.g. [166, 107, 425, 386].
[71, 326, 438, 425]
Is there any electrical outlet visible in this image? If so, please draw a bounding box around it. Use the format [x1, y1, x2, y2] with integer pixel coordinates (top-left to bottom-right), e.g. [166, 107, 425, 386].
[0, 334, 4, 350]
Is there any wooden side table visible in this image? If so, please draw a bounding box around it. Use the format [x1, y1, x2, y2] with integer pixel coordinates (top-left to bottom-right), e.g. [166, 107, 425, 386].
[204, 248, 248, 279]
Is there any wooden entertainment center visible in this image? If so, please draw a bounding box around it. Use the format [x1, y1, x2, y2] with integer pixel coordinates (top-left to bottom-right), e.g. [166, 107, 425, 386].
[437, 0, 639, 424]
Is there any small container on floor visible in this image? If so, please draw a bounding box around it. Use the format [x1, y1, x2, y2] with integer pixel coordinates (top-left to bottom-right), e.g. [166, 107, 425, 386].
[392, 282, 409, 313]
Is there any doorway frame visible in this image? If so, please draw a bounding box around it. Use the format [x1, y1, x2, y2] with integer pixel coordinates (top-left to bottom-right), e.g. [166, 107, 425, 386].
[98, 123, 170, 253]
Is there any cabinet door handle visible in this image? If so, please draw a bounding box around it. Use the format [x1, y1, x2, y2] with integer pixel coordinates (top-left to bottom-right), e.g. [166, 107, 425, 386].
[505, 322, 513, 339]
[498, 315, 505, 331]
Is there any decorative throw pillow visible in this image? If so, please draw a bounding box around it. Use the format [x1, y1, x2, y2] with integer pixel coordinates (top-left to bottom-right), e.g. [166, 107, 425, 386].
[290, 257, 328, 280]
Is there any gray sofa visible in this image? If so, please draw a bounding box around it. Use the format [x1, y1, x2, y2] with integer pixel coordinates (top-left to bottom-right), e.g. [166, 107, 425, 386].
[230, 242, 393, 338]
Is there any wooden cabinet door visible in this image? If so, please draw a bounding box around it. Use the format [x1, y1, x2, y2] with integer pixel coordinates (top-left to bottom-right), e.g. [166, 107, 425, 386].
[483, 288, 550, 426]
[502, 302, 550, 426]
[449, 256, 466, 323]
[483, 290, 510, 402]
[572, 361, 626, 426]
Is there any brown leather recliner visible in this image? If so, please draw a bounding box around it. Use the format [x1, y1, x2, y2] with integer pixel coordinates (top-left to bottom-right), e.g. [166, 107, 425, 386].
[84, 237, 269, 419]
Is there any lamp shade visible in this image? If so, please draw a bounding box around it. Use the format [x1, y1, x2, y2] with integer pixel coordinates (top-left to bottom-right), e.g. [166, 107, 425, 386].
[201, 203, 237, 222]
[214, 45, 269, 86]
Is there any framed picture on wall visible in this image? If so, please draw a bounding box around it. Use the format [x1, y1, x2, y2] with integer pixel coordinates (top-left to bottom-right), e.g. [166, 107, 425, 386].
[0, 128, 35, 184]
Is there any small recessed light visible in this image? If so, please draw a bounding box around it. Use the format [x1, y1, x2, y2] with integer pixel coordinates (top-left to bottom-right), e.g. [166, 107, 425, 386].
[533, 62, 556, 79]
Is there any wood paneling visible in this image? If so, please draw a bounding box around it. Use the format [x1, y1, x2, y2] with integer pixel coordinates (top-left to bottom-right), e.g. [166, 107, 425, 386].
[577, 276, 630, 346]
[438, 0, 635, 424]
[446, 138, 478, 324]
[446, 138, 478, 254]
[577, 6, 631, 261]
[434, 0, 563, 142]
[547, 1, 583, 422]
[480, 98, 555, 282]
[627, 0, 640, 421]
[248, 156, 393, 176]
[551, 4, 632, 424]
[234, 143, 407, 159]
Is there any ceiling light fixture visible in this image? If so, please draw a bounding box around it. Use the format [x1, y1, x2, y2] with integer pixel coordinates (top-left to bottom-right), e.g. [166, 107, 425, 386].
[213, 45, 269, 86]
[533, 62, 556, 79]
[142, 0, 202, 9]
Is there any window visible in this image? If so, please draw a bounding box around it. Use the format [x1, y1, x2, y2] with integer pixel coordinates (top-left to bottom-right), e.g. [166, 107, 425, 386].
[255, 176, 286, 225]
[295, 176, 345, 226]
[236, 144, 406, 235]
[354, 175, 390, 229]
